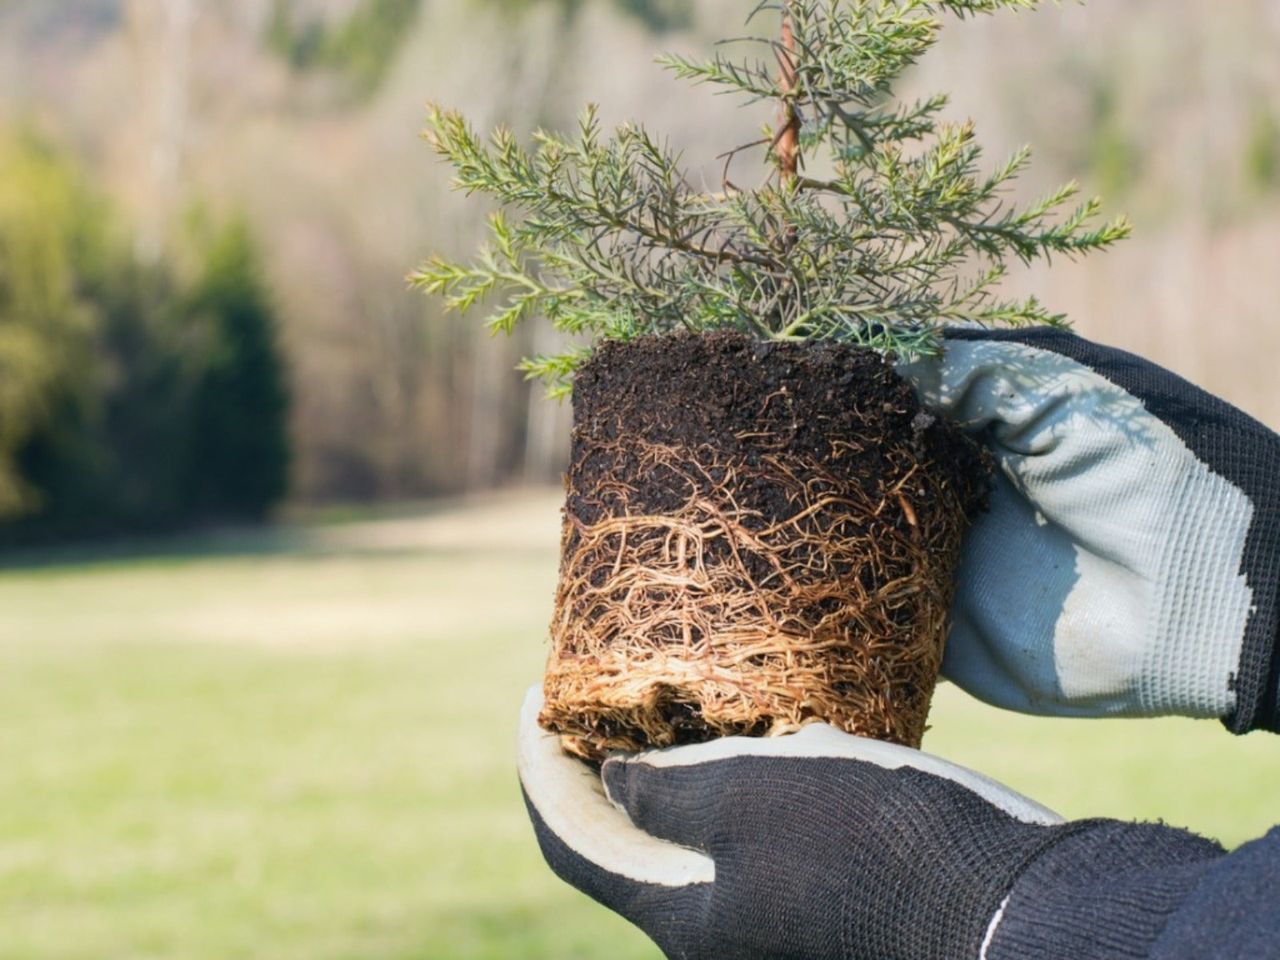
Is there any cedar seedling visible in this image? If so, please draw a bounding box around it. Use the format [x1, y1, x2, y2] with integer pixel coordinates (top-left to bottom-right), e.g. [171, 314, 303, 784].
[414, 0, 1128, 396]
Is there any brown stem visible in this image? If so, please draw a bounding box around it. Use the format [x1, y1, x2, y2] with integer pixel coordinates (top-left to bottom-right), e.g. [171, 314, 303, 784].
[776, 4, 800, 187]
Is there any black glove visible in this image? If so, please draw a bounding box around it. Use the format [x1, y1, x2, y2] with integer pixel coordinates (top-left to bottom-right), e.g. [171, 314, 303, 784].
[518, 689, 1223, 960]
[900, 328, 1280, 732]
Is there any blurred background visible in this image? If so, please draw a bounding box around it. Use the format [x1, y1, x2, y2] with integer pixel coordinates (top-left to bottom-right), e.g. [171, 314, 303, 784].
[2, 1, 1279, 957]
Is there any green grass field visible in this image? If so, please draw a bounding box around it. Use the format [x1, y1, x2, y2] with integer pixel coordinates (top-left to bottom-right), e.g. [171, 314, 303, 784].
[2, 490, 1276, 960]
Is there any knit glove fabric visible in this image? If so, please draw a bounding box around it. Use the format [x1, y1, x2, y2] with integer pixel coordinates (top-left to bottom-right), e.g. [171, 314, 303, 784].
[988, 820, 1225, 960]
[520, 685, 1235, 960]
[901, 327, 1280, 732]
[519, 687, 1084, 960]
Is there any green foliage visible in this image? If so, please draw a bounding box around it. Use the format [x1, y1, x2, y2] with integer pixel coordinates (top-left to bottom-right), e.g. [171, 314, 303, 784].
[416, 0, 1129, 395]
[1244, 99, 1280, 195]
[611, 0, 692, 31]
[1087, 76, 1141, 200]
[484, 0, 692, 32]
[0, 135, 290, 543]
[15, 258, 197, 537]
[0, 133, 101, 518]
[179, 220, 291, 523]
[267, 2, 326, 70]
[267, 0, 421, 96]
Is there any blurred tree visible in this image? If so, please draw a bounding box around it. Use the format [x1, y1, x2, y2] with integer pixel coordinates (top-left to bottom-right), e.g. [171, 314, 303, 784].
[0, 134, 291, 544]
[266, 0, 422, 96]
[264, 0, 689, 102]
[485, 0, 691, 31]
[1087, 75, 1142, 202]
[179, 220, 290, 522]
[611, 0, 691, 31]
[1244, 99, 1280, 197]
[16, 259, 199, 538]
[0, 134, 100, 519]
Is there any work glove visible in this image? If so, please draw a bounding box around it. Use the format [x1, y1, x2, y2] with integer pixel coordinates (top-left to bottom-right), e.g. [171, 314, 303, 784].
[900, 327, 1280, 733]
[518, 687, 1224, 960]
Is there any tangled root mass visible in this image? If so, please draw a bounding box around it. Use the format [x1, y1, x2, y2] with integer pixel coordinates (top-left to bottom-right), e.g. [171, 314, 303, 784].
[539, 332, 990, 760]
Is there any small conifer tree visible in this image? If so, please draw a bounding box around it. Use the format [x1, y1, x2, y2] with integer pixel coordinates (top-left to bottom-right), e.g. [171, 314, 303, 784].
[415, 0, 1129, 396]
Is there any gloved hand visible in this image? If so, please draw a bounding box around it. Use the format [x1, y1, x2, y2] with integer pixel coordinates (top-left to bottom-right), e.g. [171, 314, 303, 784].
[900, 328, 1280, 732]
[518, 687, 1223, 960]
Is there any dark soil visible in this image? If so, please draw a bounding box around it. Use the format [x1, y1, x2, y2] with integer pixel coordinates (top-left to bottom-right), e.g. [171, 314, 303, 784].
[569, 331, 989, 541]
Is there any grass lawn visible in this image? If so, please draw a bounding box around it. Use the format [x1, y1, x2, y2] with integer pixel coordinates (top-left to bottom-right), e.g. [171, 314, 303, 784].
[1, 489, 1276, 959]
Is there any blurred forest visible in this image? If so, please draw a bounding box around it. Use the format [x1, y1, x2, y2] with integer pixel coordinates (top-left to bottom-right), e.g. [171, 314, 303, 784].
[1, 0, 1279, 538]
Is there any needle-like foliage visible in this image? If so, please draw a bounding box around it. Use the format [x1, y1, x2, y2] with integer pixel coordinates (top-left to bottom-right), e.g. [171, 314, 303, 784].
[414, 0, 1129, 396]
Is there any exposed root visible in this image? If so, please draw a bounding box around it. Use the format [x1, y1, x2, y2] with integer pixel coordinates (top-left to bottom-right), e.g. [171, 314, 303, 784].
[539, 436, 974, 760]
